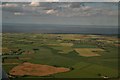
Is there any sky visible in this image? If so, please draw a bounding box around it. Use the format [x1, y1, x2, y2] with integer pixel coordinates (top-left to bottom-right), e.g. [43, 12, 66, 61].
[2, 2, 118, 26]
[1, 0, 119, 2]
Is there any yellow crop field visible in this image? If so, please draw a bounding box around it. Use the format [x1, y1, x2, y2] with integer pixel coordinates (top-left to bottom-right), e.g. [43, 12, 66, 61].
[60, 43, 73, 47]
[75, 48, 104, 57]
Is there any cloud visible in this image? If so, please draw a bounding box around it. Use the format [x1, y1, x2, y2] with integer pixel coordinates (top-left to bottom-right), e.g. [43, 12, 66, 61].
[44, 0, 58, 2]
[59, 0, 119, 2]
[70, 2, 81, 8]
[14, 12, 24, 15]
[43, 2, 118, 17]
[2, 3, 18, 8]
[2, 2, 118, 17]
[46, 9, 57, 14]
[101, 10, 118, 16]
[108, 11, 118, 16]
[25, 0, 58, 2]
[31, 0, 58, 2]
[1, 0, 119, 2]
[2, 3, 23, 12]
[53, 4, 118, 17]
[29, 2, 40, 7]
[81, 6, 91, 11]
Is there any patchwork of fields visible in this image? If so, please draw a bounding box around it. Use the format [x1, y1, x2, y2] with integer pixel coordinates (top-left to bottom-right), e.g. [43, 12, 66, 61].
[2, 33, 119, 79]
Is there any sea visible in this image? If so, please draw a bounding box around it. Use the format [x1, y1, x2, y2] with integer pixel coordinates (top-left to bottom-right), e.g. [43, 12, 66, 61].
[2, 23, 119, 35]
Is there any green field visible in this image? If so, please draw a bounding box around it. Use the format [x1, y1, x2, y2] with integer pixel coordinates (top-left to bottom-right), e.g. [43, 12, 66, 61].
[2, 33, 119, 79]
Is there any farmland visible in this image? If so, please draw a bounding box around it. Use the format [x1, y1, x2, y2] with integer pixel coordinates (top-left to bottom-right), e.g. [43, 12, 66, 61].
[2, 33, 119, 79]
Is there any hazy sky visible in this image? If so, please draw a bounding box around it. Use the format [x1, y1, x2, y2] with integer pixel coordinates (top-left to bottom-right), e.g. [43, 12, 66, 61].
[2, 2, 118, 26]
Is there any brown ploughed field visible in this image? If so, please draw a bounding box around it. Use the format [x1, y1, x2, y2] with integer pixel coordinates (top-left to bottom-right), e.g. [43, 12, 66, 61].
[9, 62, 70, 76]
